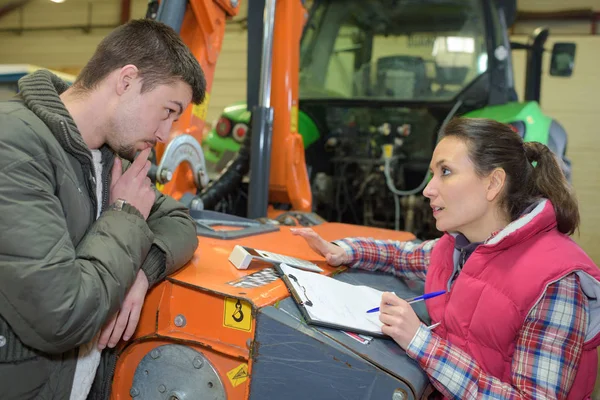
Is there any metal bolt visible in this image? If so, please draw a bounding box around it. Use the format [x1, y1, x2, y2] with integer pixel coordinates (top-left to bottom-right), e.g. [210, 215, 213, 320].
[0, 335, 6, 348]
[158, 384, 166, 393]
[190, 198, 202, 211]
[392, 389, 407, 400]
[193, 356, 204, 369]
[174, 314, 187, 327]
[160, 168, 173, 182]
[197, 170, 206, 188]
[246, 339, 252, 349]
[230, 0, 239, 8]
[130, 387, 140, 397]
[150, 348, 161, 359]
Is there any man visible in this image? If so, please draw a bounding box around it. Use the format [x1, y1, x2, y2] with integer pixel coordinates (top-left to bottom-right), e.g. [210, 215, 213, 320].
[0, 19, 205, 399]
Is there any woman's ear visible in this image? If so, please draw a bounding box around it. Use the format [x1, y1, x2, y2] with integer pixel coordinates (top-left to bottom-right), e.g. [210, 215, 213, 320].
[486, 168, 506, 202]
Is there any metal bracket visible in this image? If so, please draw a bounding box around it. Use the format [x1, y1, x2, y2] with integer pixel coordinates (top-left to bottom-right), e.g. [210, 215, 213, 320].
[188, 209, 280, 239]
[156, 134, 209, 189]
[273, 211, 326, 227]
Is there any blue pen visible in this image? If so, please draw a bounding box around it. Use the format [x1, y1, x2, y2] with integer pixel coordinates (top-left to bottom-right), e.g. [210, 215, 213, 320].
[366, 290, 446, 313]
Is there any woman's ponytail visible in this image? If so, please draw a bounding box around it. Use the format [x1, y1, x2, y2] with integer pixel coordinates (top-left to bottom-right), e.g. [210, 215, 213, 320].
[523, 141, 579, 235]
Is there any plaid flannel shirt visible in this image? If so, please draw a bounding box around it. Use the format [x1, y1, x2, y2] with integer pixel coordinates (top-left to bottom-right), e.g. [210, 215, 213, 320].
[335, 237, 588, 399]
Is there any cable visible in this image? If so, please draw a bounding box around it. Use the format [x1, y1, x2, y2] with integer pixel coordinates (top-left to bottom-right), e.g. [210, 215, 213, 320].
[393, 192, 400, 231]
[193, 118, 253, 211]
[382, 99, 463, 197]
[341, 163, 361, 224]
[381, 99, 463, 231]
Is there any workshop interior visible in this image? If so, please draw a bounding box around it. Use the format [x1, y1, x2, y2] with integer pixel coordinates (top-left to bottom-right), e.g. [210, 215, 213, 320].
[1, 0, 599, 398]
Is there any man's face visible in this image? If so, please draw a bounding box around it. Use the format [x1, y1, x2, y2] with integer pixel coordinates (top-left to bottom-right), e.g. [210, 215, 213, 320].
[110, 78, 192, 160]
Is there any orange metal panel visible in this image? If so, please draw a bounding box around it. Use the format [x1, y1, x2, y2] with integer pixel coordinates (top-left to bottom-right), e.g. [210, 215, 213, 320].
[169, 223, 415, 306]
[156, 283, 254, 359]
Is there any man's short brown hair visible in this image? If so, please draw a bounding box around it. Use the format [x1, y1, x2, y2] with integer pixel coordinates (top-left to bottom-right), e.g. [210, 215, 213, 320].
[75, 19, 206, 104]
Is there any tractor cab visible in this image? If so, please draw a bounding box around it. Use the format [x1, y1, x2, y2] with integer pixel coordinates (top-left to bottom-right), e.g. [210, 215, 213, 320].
[199, 0, 572, 237]
[300, 0, 492, 103]
[298, 0, 501, 236]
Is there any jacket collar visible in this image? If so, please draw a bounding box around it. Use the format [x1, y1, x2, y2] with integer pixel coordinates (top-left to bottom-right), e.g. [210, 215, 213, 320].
[482, 199, 556, 250]
[18, 70, 115, 169]
[450, 200, 548, 261]
[19, 70, 90, 156]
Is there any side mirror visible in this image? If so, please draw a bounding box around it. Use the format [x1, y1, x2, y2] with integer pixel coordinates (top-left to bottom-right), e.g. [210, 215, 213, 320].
[550, 42, 576, 77]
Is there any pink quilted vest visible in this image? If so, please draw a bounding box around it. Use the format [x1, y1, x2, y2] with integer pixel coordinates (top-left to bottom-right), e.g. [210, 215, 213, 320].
[424, 200, 600, 399]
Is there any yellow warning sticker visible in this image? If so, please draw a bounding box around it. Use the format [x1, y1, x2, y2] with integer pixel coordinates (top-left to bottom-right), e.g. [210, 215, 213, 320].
[192, 92, 211, 121]
[291, 105, 298, 132]
[223, 297, 252, 332]
[226, 363, 249, 387]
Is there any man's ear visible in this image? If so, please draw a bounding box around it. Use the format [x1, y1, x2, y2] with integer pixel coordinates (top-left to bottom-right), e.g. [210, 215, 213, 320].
[116, 65, 139, 96]
[486, 168, 506, 202]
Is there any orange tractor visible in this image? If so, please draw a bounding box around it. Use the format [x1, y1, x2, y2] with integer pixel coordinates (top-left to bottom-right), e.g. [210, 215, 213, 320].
[109, 0, 549, 398]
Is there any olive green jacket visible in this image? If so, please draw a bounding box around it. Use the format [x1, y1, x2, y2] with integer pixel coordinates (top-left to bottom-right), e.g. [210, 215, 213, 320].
[0, 70, 198, 399]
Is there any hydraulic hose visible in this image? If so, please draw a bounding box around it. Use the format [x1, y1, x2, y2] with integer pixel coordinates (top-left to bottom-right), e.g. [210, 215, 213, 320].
[194, 124, 252, 210]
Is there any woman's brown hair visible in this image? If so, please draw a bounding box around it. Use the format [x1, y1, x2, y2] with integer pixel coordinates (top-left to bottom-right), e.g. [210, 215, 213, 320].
[442, 117, 579, 235]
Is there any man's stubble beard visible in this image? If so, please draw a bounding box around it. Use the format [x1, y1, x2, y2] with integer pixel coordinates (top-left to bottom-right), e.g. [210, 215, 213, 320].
[108, 116, 136, 161]
[108, 132, 135, 161]
[116, 144, 136, 162]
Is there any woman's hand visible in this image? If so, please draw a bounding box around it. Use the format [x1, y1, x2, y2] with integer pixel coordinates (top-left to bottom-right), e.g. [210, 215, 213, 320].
[379, 292, 423, 349]
[290, 228, 348, 266]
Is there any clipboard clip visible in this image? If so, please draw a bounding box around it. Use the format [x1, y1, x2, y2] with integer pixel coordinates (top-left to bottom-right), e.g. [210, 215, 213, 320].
[288, 274, 313, 307]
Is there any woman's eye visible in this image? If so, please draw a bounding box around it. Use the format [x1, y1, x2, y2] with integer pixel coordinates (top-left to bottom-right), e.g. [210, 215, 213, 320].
[165, 109, 175, 119]
[441, 167, 451, 176]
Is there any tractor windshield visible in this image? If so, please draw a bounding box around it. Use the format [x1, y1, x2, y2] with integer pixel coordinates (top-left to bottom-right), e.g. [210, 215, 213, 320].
[300, 0, 489, 102]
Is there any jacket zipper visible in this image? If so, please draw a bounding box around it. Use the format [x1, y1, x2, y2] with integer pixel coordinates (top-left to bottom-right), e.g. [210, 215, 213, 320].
[100, 350, 118, 400]
[59, 120, 98, 216]
[101, 151, 110, 212]
[442, 246, 473, 326]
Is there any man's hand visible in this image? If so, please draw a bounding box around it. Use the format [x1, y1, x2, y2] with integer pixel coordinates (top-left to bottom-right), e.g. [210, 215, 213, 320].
[110, 148, 156, 219]
[98, 269, 149, 350]
[290, 228, 348, 266]
[379, 292, 422, 349]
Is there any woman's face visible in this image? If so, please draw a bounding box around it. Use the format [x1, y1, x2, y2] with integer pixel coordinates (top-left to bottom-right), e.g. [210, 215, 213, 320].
[423, 136, 497, 239]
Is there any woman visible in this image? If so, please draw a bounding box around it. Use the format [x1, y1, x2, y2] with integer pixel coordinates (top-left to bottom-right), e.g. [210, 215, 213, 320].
[292, 117, 600, 399]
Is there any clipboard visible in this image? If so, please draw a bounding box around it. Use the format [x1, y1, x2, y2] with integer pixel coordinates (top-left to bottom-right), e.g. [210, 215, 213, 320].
[275, 263, 388, 338]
